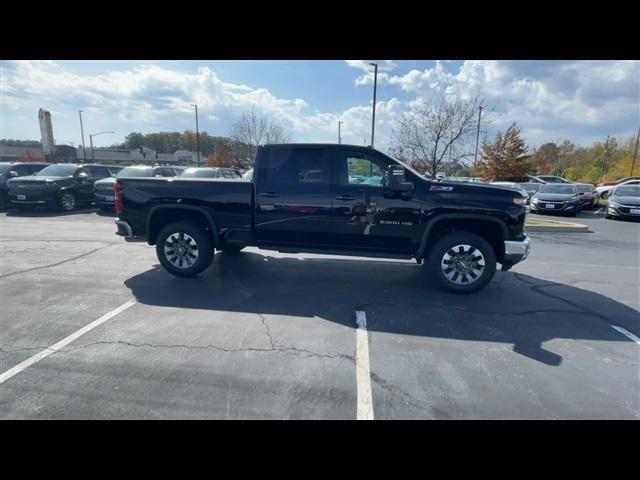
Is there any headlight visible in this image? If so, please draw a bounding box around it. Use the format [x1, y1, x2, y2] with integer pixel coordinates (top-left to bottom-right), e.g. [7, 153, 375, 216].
[608, 201, 621, 208]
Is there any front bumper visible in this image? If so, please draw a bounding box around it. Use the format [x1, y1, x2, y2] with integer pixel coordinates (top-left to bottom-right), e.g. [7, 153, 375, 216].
[502, 235, 530, 271]
[530, 202, 576, 214]
[115, 220, 145, 242]
[607, 204, 640, 219]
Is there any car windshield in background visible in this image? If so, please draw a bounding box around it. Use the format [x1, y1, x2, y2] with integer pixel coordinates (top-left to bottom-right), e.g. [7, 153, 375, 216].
[117, 167, 155, 178]
[36, 165, 78, 176]
[181, 168, 218, 178]
[539, 184, 576, 194]
[576, 184, 594, 193]
[614, 186, 640, 197]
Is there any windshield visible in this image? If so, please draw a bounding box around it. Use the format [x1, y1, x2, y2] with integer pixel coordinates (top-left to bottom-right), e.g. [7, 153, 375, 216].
[180, 168, 218, 178]
[117, 167, 155, 178]
[576, 184, 594, 193]
[539, 184, 576, 194]
[539, 176, 569, 183]
[36, 164, 78, 176]
[614, 186, 640, 197]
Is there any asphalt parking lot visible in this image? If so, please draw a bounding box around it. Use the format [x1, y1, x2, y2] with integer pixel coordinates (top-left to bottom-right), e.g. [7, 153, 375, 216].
[0, 207, 638, 419]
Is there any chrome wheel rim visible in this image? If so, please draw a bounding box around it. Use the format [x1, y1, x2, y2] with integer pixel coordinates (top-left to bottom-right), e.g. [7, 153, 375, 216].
[441, 244, 485, 285]
[61, 193, 75, 211]
[164, 232, 199, 269]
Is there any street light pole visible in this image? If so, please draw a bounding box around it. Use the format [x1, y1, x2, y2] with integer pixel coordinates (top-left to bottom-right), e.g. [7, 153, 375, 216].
[369, 63, 378, 147]
[599, 135, 610, 183]
[89, 131, 114, 163]
[79, 110, 87, 162]
[191, 104, 200, 166]
[474, 106, 483, 167]
[631, 127, 639, 176]
[338, 121, 343, 144]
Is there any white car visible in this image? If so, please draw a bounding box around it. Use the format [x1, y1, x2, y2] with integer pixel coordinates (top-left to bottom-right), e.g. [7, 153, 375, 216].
[598, 179, 640, 200]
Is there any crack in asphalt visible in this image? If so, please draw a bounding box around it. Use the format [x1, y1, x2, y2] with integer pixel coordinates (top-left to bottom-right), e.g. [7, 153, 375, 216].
[0, 244, 114, 278]
[0, 340, 355, 362]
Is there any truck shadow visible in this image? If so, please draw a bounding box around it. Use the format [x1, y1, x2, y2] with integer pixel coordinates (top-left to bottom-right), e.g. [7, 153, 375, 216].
[124, 250, 640, 366]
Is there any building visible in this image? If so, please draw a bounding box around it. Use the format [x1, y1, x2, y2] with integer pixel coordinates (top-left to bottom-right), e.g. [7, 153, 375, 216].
[74, 146, 202, 165]
[38, 108, 55, 156]
[0, 145, 46, 162]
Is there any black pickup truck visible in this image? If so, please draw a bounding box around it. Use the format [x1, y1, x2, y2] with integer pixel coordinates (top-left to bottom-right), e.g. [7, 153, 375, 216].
[115, 144, 530, 293]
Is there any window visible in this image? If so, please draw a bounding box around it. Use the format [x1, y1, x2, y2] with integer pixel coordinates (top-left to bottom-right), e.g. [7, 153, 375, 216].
[88, 166, 111, 178]
[270, 148, 328, 185]
[342, 153, 387, 186]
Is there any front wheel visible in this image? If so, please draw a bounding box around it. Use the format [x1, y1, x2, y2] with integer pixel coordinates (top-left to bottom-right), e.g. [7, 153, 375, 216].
[427, 231, 497, 294]
[59, 192, 76, 212]
[156, 221, 214, 277]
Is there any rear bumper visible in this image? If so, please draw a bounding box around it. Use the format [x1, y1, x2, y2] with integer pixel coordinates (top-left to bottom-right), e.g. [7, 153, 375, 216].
[502, 235, 530, 271]
[115, 220, 145, 242]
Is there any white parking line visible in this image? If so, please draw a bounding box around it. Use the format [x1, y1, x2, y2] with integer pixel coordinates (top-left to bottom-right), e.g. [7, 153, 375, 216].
[355, 310, 374, 420]
[0, 299, 137, 385]
[610, 325, 640, 344]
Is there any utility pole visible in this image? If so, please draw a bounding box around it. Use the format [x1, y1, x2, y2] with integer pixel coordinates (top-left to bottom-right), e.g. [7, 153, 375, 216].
[369, 63, 378, 147]
[474, 105, 483, 166]
[78, 110, 87, 162]
[631, 127, 639, 176]
[338, 121, 343, 144]
[191, 104, 200, 166]
[599, 135, 610, 183]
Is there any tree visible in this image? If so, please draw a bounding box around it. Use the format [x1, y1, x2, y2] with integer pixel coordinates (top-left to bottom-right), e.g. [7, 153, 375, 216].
[390, 96, 484, 178]
[530, 142, 560, 174]
[207, 138, 249, 169]
[229, 106, 290, 166]
[477, 122, 530, 180]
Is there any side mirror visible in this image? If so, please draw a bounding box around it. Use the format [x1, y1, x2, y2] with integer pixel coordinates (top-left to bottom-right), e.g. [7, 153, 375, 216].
[601, 191, 610, 199]
[9, 171, 18, 177]
[384, 165, 413, 192]
[77, 172, 89, 180]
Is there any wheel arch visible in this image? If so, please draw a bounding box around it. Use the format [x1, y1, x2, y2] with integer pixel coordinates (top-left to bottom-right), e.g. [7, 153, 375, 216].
[146, 204, 220, 247]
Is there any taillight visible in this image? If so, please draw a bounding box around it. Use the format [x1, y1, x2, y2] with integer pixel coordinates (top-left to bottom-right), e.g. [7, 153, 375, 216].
[114, 182, 122, 214]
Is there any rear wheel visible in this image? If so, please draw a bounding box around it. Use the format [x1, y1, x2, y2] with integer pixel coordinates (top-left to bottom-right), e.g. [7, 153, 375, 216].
[427, 231, 497, 294]
[156, 221, 214, 277]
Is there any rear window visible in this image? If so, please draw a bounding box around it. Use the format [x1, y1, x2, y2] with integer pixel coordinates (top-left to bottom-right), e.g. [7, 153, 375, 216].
[265, 148, 329, 185]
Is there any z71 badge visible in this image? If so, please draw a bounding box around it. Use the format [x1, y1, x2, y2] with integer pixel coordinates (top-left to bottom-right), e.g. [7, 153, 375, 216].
[430, 185, 454, 191]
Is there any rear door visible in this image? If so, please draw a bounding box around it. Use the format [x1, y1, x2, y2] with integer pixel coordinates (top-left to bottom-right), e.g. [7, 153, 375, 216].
[254, 146, 333, 247]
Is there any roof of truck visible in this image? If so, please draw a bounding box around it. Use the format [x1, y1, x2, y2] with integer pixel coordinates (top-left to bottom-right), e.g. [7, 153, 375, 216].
[260, 143, 376, 151]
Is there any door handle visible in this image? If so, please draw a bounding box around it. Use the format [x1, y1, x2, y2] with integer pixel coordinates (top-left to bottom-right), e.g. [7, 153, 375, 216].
[335, 195, 356, 201]
[260, 192, 280, 198]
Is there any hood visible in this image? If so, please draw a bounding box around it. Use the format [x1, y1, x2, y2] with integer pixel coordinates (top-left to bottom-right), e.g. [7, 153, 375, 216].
[95, 177, 117, 186]
[611, 195, 640, 206]
[8, 175, 70, 184]
[533, 193, 576, 201]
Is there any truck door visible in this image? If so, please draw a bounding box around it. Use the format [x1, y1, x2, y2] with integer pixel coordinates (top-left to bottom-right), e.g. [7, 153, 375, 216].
[254, 146, 333, 247]
[326, 149, 424, 253]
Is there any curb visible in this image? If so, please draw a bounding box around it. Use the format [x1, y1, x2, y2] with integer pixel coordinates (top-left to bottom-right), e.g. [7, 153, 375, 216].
[525, 220, 589, 233]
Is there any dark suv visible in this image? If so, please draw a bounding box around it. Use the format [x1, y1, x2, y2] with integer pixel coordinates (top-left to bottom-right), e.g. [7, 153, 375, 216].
[7, 164, 118, 212]
[94, 165, 182, 211]
[0, 162, 50, 208]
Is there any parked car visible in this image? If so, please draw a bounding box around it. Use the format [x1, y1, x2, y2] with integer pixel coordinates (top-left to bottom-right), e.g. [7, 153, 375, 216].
[490, 182, 532, 204]
[518, 182, 541, 197]
[529, 183, 580, 216]
[94, 165, 181, 211]
[179, 167, 242, 179]
[7, 164, 115, 212]
[503, 175, 546, 184]
[114, 143, 530, 294]
[536, 175, 571, 183]
[598, 178, 640, 200]
[0, 162, 50, 208]
[597, 176, 640, 188]
[575, 183, 598, 210]
[605, 185, 640, 220]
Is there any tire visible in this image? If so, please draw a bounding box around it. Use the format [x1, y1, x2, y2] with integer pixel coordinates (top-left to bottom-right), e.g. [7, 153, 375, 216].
[156, 221, 214, 277]
[59, 192, 76, 212]
[427, 231, 497, 294]
[219, 245, 244, 254]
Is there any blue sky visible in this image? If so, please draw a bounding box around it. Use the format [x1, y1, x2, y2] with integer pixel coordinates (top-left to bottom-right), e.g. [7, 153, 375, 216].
[1, 60, 638, 156]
